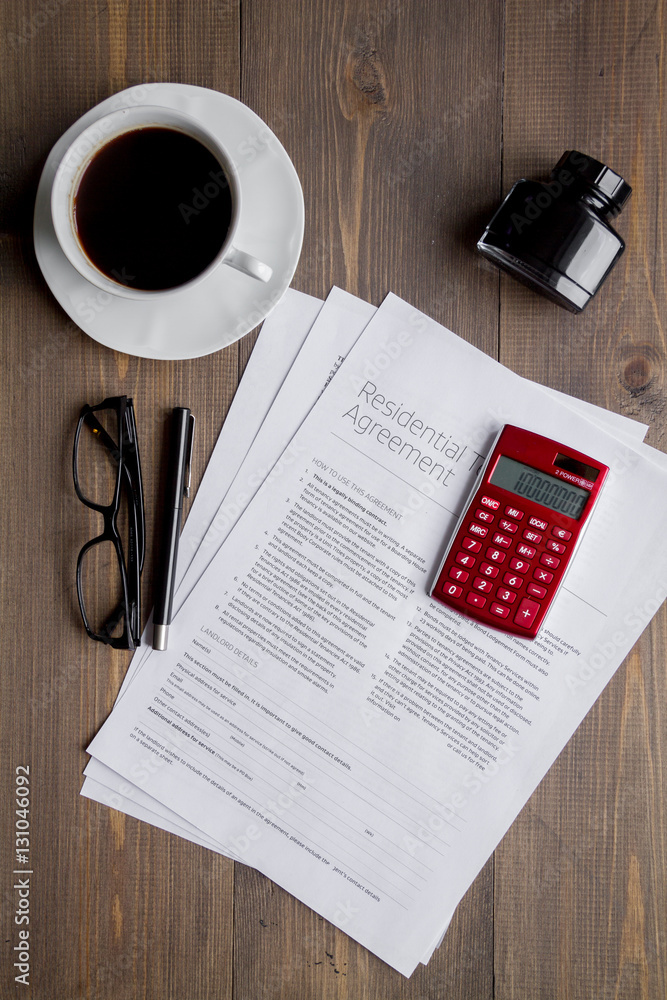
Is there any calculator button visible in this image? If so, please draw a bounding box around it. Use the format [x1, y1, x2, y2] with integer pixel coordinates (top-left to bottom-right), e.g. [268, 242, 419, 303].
[490, 602, 510, 619]
[533, 567, 553, 584]
[461, 536, 482, 553]
[485, 547, 506, 564]
[503, 573, 524, 589]
[546, 539, 566, 554]
[443, 583, 462, 598]
[479, 561, 499, 578]
[468, 523, 489, 538]
[522, 529, 542, 544]
[466, 592, 487, 609]
[504, 506, 524, 520]
[513, 598, 541, 629]
[540, 553, 560, 569]
[528, 516, 548, 531]
[480, 495, 500, 510]
[449, 567, 469, 583]
[509, 558, 530, 573]
[496, 587, 517, 603]
[456, 552, 477, 568]
[475, 508, 495, 524]
[515, 543, 536, 559]
[527, 582, 547, 599]
[552, 527, 572, 540]
[492, 532, 512, 548]
[473, 577, 494, 594]
[499, 518, 518, 534]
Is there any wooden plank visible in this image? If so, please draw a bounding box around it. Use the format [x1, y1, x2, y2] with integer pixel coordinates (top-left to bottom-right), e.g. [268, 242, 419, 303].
[497, 0, 667, 997]
[234, 0, 503, 995]
[0, 2, 241, 998]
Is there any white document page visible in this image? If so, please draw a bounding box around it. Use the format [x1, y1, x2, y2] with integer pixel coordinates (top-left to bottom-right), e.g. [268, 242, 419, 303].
[83, 287, 647, 845]
[87, 293, 667, 975]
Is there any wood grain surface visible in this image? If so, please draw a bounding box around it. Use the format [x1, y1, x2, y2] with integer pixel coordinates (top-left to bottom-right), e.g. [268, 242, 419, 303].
[0, 1, 664, 998]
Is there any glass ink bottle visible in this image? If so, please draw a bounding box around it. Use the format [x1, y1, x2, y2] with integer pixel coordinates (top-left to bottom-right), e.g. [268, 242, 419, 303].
[477, 151, 631, 312]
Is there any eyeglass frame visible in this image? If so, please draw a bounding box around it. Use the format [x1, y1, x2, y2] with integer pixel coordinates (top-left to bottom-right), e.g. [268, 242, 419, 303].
[72, 395, 146, 649]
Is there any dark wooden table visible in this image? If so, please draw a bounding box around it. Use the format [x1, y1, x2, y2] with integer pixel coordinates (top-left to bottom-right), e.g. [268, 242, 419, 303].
[1, 1, 665, 998]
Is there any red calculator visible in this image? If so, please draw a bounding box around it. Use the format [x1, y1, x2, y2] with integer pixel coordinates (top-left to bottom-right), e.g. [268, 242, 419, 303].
[429, 425, 609, 638]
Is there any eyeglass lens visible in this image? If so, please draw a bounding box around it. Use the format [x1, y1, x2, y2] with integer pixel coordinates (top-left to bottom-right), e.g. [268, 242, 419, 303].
[75, 407, 123, 508]
[78, 538, 127, 640]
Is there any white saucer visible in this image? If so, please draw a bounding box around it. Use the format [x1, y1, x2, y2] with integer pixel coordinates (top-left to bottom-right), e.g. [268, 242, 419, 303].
[33, 84, 304, 360]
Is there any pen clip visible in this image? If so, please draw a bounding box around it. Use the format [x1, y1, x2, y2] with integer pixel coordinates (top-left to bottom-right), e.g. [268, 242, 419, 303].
[183, 413, 195, 498]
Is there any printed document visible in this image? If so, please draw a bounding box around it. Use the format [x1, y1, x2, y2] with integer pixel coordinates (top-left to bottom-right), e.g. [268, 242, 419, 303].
[87, 292, 667, 974]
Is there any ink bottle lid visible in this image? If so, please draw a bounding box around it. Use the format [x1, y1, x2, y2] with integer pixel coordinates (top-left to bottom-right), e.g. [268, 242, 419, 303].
[477, 151, 632, 312]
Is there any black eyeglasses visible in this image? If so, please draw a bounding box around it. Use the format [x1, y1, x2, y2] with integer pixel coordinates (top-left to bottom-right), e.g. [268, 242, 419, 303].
[73, 396, 146, 649]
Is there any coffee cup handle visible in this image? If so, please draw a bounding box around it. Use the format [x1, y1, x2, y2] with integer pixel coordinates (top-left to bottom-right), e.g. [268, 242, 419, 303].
[224, 246, 273, 283]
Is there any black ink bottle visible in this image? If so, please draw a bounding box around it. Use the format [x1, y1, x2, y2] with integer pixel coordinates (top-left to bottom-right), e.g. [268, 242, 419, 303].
[477, 151, 631, 312]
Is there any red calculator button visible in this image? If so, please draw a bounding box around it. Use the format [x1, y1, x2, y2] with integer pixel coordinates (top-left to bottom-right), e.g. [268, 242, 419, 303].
[509, 558, 530, 573]
[479, 561, 499, 578]
[527, 582, 547, 599]
[449, 567, 469, 583]
[473, 577, 494, 593]
[492, 532, 512, 548]
[552, 527, 572, 540]
[475, 508, 495, 524]
[504, 506, 524, 520]
[443, 583, 462, 598]
[513, 598, 541, 629]
[522, 529, 542, 544]
[468, 523, 489, 538]
[496, 587, 517, 604]
[485, 547, 506, 564]
[515, 543, 536, 559]
[528, 516, 548, 531]
[503, 573, 524, 589]
[540, 553, 560, 569]
[546, 539, 566, 554]
[499, 518, 518, 534]
[490, 602, 510, 619]
[480, 495, 500, 510]
[533, 567, 553, 584]
[461, 536, 482, 553]
[456, 552, 477, 568]
[466, 592, 487, 609]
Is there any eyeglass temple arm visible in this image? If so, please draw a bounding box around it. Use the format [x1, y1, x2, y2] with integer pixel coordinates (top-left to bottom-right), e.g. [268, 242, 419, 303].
[86, 414, 117, 452]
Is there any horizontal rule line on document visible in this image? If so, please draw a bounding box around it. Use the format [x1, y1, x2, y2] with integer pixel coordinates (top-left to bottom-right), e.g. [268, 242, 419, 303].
[179, 648, 441, 867]
[253, 666, 462, 838]
[167, 672, 429, 885]
[188, 640, 457, 846]
[330, 432, 458, 515]
[240, 668, 456, 848]
[140, 717, 414, 908]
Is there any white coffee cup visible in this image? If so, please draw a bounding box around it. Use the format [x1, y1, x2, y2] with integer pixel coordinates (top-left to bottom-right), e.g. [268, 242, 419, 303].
[50, 105, 272, 298]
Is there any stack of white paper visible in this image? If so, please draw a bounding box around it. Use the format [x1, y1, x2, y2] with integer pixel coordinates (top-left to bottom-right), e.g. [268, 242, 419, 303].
[82, 288, 667, 976]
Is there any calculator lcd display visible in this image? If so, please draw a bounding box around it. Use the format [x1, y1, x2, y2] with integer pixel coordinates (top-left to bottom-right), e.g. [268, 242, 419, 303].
[490, 456, 589, 519]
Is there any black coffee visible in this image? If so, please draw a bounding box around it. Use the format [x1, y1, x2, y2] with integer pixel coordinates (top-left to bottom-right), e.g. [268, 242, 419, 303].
[74, 127, 233, 291]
